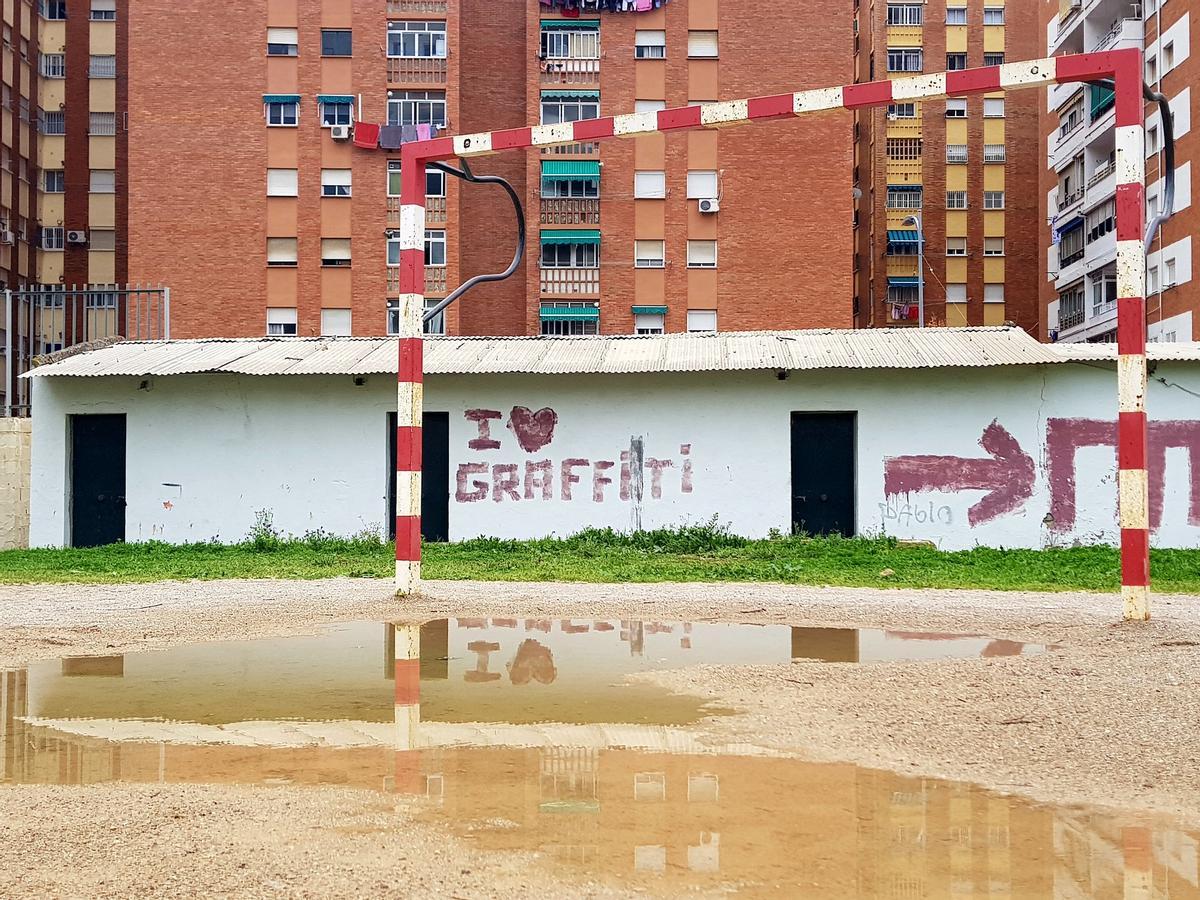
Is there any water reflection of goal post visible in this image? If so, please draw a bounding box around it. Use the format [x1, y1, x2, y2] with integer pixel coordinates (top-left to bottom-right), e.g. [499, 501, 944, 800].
[390, 49, 1152, 619]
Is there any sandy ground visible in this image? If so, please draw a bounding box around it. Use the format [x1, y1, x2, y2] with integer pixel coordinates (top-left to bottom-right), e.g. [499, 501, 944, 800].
[1, 577, 1198, 896]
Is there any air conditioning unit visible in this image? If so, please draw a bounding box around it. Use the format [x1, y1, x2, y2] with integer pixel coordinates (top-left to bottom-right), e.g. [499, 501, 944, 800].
[66, 230, 88, 244]
[697, 198, 720, 214]
[330, 124, 352, 141]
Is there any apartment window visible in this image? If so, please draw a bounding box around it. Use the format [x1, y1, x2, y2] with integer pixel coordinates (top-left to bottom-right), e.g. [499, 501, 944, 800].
[984, 98, 1005, 118]
[946, 191, 967, 209]
[1163, 41, 1175, 72]
[984, 284, 1004, 303]
[44, 170, 65, 193]
[267, 27, 299, 57]
[984, 144, 1006, 163]
[388, 91, 447, 127]
[41, 227, 65, 250]
[887, 47, 922, 72]
[423, 298, 446, 336]
[90, 0, 116, 20]
[1059, 283, 1085, 329]
[886, 137, 922, 159]
[886, 3, 923, 25]
[634, 240, 665, 268]
[541, 25, 600, 60]
[687, 240, 718, 269]
[387, 21, 447, 58]
[887, 102, 917, 119]
[946, 7, 967, 24]
[267, 308, 298, 336]
[947, 284, 967, 302]
[635, 99, 666, 114]
[540, 92, 599, 125]
[266, 168, 298, 197]
[89, 112, 117, 135]
[1091, 266, 1117, 312]
[687, 31, 718, 58]
[321, 237, 352, 267]
[686, 170, 718, 199]
[946, 144, 968, 163]
[321, 169, 352, 198]
[321, 30, 352, 57]
[983, 191, 1005, 209]
[687, 310, 717, 332]
[983, 6, 1005, 24]
[634, 311, 665, 335]
[424, 230, 447, 266]
[1147, 125, 1160, 155]
[320, 100, 354, 127]
[267, 237, 298, 267]
[86, 291, 118, 309]
[41, 0, 66, 19]
[41, 111, 65, 135]
[541, 241, 598, 268]
[541, 167, 598, 198]
[1165, 258, 1177, 286]
[984, 237, 1005, 256]
[887, 284, 919, 306]
[540, 303, 599, 336]
[1059, 95, 1084, 138]
[635, 30, 666, 59]
[634, 171, 666, 199]
[90, 229, 116, 251]
[984, 53, 1005, 67]
[388, 163, 445, 198]
[90, 170, 116, 193]
[89, 55, 116, 77]
[945, 98, 967, 118]
[946, 53, 967, 71]
[1148, 265, 1160, 293]
[321, 309, 352, 336]
[1058, 221, 1085, 266]
[1086, 198, 1115, 241]
[946, 237, 967, 256]
[1146, 55, 1158, 83]
[39, 53, 65, 78]
[887, 187, 922, 209]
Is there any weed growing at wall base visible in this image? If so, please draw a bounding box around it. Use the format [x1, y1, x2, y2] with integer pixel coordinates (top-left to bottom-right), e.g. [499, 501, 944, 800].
[0, 530, 1199, 593]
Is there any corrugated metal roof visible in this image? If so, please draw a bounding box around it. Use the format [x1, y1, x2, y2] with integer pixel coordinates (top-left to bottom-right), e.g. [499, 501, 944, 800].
[25, 328, 1200, 379]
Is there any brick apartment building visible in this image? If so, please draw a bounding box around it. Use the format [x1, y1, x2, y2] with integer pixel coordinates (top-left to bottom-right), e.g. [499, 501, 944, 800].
[1040, 0, 1198, 342]
[854, 0, 1042, 331]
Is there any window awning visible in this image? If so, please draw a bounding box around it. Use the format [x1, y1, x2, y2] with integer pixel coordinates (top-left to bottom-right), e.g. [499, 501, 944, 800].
[1058, 215, 1084, 233]
[540, 229, 600, 245]
[541, 89, 600, 102]
[632, 305, 667, 315]
[886, 230, 919, 243]
[540, 305, 600, 320]
[888, 277, 920, 286]
[317, 94, 354, 104]
[886, 184, 922, 192]
[541, 160, 601, 177]
[540, 18, 599, 29]
[263, 94, 300, 104]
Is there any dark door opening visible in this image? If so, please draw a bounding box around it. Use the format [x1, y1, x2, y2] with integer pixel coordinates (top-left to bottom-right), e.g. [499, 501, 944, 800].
[388, 412, 450, 542]
[790, 412, 856, 537]
[70, 413, 126, 547]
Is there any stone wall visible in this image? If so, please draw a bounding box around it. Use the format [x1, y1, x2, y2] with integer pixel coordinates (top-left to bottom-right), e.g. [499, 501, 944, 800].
[0, 418, 31, 550]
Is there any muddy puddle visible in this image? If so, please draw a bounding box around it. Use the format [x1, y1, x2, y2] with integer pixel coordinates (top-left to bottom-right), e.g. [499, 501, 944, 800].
[2, 618, 1193, 896]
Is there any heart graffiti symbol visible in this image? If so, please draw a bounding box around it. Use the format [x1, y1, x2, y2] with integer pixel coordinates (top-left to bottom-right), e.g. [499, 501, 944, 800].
[508, 406, 559, 453]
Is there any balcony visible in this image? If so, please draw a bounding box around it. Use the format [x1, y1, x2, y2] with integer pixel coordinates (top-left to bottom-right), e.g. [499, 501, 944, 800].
[539, 198, 600, 226]
[386, 266, 448, 295]
[1057, 187, 1084, 211]
[1059, 301, 1085, 331]
[1085, 160, 1116, 205]
[1090, 17, 1142, 53]
[541, 141, 600, 157]
[386, 0, 446, 13]
[387, 57, 448, 85]
[539, 58, 600, 85]
[387, 196, 446, 227]
[540, 267, 599, 295]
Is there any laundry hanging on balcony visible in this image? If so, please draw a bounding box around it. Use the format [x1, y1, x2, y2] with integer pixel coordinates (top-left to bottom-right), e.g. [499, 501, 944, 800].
[539, 0, 669, 13]
[353, 122, 437, 150]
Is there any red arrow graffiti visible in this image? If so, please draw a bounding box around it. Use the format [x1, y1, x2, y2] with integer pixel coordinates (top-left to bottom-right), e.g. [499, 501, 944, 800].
[884, 420, 1035, 526]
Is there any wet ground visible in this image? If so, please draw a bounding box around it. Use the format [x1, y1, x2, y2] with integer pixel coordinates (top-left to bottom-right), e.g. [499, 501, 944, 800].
[3, 616, 1193, 896]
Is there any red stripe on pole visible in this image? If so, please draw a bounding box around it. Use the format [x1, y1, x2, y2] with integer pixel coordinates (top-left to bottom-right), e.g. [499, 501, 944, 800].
[397, 425, 422, 472]
[747, 93, 795, 120]
[1115, 183, 1145, 241]
[398, 337, 423, 383]
[413, 137, 454, 161]
[945, 66, 1001, 94]
[399, 148, 426, 201]
[573, 116, 614, 140]
[1054, 51, 1117, 83]
[394, 659, 421, 706]
[842, 80, 892, 108]
[491, 126, 533, 151]
[1118, 412, 1148, 469]
[1116, 297, 1146, 354]
[397, 248, 424, 295]
[1112, 51, 1144, 126]
[396, 516, 421, 561]
[658, 104, 702, 131]
[1120, 528, 1150, 586]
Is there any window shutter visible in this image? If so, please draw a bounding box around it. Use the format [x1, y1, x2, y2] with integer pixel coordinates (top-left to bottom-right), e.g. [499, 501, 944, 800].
[267, 27, 298, 44]
[267, 308, 297, 326]
[267, 237, 298, 263]
[686, 310, 717, 332]
[322, 238, 352, 260]
[91, 0, 116, 10]
[322, 168, 352, 188]
[687, 31, 718, 57]
[686, 170, 718, 199]
[321, 309, 352, 336]
[946, 283, 967, 302]
[635, 30, 665, 47]
[634, 171, 666, 199]
[267, 168, 299, 196]
[687, 240, 718, 267]
[984, 285, 1005, 302]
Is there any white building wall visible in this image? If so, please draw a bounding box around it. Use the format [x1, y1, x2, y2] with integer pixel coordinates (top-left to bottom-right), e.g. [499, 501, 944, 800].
[28, 363, 1200, 551]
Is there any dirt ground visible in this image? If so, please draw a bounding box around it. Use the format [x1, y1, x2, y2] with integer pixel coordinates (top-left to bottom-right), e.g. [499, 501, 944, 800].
[1, 577, 1198, 897]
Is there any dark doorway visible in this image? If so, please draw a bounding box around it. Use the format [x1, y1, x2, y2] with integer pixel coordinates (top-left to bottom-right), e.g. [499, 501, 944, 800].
[387, 412, 450, 542]
[790, 412, 856, 537]
[70, 414, 126, 547]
